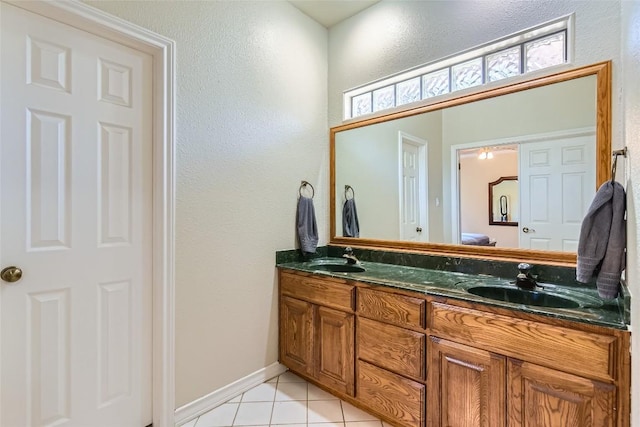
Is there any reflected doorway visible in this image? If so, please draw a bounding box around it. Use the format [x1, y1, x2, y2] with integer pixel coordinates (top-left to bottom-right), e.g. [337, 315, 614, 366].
[398, 132, 429, 241]
[453, 128, 596, 250]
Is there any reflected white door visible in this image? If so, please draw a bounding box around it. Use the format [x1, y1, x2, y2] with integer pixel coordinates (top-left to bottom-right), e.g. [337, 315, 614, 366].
[1, 3, 152, 426]
[399, 133, 428, 241]
[519, 134, 595, 251]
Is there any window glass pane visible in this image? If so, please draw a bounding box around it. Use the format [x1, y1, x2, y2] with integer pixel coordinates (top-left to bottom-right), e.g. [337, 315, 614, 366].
[422, 69, 450, 99]
[372, 86, 395, 112]
[487, 47, 521, 82]
[396, 77, 421, 106]
[525, 32, 565, 72]
[451, 58, 483, 91]
[352, 93, 372, 118]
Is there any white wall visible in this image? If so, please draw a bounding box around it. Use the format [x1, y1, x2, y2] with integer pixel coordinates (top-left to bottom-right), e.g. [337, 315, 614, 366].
[621, 2, 640, 426]
[442, 76, 596, 145]
[87, 1, 328, 407]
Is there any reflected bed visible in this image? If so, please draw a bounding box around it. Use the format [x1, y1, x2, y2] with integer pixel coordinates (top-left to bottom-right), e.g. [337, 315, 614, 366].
[462, 233, 497, 246]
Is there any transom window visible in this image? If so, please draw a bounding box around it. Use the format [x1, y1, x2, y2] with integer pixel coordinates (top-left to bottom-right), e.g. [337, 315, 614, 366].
[344, 16, 572, 120]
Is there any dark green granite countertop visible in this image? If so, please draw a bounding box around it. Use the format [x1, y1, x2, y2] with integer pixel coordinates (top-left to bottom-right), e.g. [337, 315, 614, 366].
[277, 257, 627, 330]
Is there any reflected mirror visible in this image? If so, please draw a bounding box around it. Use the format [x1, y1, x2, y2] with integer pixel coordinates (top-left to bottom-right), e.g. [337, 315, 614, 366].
[330, 62, 611, 264]
[488, 176, 518, 227]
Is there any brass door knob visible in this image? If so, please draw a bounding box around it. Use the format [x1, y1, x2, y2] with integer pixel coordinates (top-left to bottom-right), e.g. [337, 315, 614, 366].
[1, 266, 22, 283]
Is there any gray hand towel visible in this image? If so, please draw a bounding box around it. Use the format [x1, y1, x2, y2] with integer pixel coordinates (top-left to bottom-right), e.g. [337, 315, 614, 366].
[297, 196, 318, 254]
[342, 198, 360, 238]
[576, 181, 626, 299]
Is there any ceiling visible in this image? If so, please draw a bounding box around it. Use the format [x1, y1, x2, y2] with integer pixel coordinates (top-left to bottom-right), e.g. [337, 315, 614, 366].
[288, 1, 380, 28]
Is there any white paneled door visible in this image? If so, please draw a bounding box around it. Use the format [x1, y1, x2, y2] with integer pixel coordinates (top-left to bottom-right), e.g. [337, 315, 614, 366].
[519, 134, 596, 252]
[1, 3, 153, 426]
[399, 133, 428, 242]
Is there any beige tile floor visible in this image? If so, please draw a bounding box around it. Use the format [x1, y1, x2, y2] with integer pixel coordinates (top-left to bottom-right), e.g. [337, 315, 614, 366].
[180, 371, 388, 427]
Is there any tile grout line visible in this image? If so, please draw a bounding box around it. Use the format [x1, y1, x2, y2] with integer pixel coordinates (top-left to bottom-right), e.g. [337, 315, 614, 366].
[339, 400, 346, 427]
[230, 391, 243, 427]
[267, 375, 279, 427]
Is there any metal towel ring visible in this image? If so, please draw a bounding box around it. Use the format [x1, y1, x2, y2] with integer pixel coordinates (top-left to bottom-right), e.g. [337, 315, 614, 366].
[345, 185, 355, 200]
[299, 180, 314, 198]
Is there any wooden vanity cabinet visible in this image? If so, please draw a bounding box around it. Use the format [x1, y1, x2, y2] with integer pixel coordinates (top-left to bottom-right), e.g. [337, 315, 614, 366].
[278, 270, 630, 427]
[279, 271, 355, 396]
[428, 301, 628, 427]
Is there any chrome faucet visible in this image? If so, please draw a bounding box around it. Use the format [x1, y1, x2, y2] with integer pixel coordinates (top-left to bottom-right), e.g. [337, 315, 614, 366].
[342, 247, 360, 265]
[515, 263, 537, 290]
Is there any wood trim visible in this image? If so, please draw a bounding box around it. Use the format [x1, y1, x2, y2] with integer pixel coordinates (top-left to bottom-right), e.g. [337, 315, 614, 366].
[330, 61, 612, 267]
[7, 2, 178, 426]
[615, 331, 631, 427]
[330, 129, 337, 239]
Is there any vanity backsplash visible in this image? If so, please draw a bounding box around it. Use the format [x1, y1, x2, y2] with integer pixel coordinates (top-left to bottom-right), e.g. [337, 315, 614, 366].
[278, 246, 586, 287]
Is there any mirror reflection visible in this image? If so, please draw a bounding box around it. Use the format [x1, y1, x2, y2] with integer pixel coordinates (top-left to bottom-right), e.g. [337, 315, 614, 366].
[334, 72, 600, 253]
[487, 176, 518, 227]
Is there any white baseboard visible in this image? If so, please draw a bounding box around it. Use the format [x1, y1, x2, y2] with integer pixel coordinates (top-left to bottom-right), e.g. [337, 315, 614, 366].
[174, 362, 288, 426]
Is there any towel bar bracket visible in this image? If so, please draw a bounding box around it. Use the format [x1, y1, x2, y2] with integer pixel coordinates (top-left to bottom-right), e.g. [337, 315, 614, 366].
[611, 147, 628, 182]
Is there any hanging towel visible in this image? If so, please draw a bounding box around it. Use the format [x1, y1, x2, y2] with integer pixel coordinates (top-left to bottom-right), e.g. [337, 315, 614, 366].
[342, 198, 360, 238]
[297, 196, 318, 254]
[576, 181, 626, 299]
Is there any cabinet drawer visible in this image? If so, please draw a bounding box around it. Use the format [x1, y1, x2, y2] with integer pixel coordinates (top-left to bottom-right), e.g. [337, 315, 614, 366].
[357, 360, 424, 427]
[280, 272, 354, 311]
[357, 288, 425, 328]
[429, 302, 618, 382]
[358, 317, 425, 380]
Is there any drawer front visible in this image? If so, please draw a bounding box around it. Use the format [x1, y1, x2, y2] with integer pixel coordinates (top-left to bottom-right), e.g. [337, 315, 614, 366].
[357, 288, 425, 328]
[357, 360, 424, 427]
[280, 272, 354, 311]
[358, 317, 425, 380]
[429, 302, 617, 382]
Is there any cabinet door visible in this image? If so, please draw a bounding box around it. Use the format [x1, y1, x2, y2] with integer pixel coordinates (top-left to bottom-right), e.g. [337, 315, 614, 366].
[280, 296, 313, 375]
[315, 306, 355, 396]
[507, 359, 616, 427]
[428, 337, 506, 427]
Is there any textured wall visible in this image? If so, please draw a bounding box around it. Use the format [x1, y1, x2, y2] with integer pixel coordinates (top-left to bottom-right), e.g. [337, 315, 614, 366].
[621, 1, 640, 425]
[329, 1, 622, 129]
[87, 1, 328, 407]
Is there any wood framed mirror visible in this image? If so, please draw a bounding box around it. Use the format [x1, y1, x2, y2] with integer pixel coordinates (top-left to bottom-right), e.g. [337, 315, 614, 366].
[488, 176, 518, 227]
[330, 61, 611, 266]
